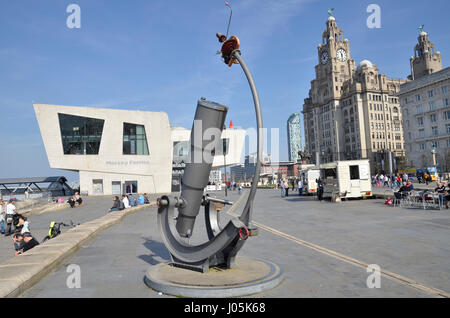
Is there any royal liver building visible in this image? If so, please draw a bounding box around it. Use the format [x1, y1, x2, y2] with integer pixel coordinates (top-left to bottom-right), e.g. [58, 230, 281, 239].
[302, 14, 407, 173]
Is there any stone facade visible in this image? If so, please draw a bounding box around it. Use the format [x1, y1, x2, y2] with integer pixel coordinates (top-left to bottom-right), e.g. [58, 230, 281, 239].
[400, 65, 450, 172]
[302, 15, 407, 173]
[410, 31, 443, 80]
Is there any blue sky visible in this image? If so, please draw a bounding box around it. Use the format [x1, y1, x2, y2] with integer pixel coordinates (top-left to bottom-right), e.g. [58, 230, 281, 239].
[1, 0, 449, 183]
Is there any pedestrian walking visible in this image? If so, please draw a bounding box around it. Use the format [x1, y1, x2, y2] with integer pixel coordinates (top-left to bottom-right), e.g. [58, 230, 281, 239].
[5, 199, 17, 236]
[298, 179, 303, 196]
[284, 180, 289, 197]
[317, 178, 324, 201]
[0, 200, 5, 234]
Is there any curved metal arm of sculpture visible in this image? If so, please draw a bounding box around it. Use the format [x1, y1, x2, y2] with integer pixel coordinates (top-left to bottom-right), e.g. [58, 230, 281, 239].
[231, 50, 263, 226]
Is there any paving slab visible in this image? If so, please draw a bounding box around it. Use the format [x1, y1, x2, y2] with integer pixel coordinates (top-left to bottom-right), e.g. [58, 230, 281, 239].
[10, 189, 450, 298]
[0, 200, 156, 298]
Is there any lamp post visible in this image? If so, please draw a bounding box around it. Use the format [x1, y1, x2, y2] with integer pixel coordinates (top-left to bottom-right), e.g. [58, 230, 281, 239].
[431, 146, 437, 167]
[223, 125, 227, 197]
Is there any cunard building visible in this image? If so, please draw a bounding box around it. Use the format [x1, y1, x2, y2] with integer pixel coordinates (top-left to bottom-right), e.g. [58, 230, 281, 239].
[302, 13, 407, 173]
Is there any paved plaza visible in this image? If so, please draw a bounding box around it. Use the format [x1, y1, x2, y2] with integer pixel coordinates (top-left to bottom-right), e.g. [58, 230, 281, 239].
[5, 188, 447, 298]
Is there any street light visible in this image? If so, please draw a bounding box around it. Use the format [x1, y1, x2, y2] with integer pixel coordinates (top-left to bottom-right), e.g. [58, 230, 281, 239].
[431, 146, 437, 167]
[223, 125, 227, 197]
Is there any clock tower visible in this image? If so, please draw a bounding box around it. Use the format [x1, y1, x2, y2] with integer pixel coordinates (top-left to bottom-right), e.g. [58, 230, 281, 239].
[409, 28, 442, 80]
[316, 14, 356, 99]
[302, 11, 406, 172]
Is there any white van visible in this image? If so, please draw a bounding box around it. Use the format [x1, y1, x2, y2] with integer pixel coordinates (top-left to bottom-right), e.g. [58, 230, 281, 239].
[319, 160, 372, 199]
[300, 167, 321, 195]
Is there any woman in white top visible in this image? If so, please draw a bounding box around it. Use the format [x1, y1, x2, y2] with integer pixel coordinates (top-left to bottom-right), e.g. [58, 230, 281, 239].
[122, 195, 130, 209]
[298, 180, 303, 196]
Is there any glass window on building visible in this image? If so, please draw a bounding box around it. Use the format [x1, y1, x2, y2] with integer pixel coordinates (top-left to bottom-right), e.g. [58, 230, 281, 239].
[430, 113, 437, 123]
[124, 181, 138, 194]
[173, 141, 190, 159]
[123, 123, 149, 155]
[58, 113, 105, 155]
[431, 141, 439, 149]
[432, 126, 438, 136]
[419, 129, 425, 139]
[219, 138, 230, 156]
[429, 102, 436, 111]
[417, 117, 424, 126]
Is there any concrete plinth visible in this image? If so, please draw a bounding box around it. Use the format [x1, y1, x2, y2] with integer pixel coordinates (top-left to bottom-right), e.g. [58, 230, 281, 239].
[144, 257, 283, 298]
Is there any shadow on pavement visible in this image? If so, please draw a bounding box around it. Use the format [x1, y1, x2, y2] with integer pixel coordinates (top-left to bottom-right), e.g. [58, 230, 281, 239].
[138, 238, 171, 265]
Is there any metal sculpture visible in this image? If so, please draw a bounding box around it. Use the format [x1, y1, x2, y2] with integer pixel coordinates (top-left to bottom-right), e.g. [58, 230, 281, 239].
[156, 3, 263, 273]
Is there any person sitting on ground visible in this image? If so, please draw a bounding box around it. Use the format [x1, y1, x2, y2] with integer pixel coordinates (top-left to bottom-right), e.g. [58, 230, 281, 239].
[68, 196, 76, 208]
[12, 214, 29, 234]
[19, 232, 40, 254]
[122, 195, 130, 209]
[74, 192, 83, 206]
[11, 232, 24, 256]
[21, 217, 30, 234]
[108, 196, 122, 212]
[58, 197, 65, 204]
[129, 194, 136, 207]
[137, 194, 145, 205]
[143, 193, 150, 204]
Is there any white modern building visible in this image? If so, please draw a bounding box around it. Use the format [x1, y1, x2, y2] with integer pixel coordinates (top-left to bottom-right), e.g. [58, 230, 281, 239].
[34, 104, 246, 196]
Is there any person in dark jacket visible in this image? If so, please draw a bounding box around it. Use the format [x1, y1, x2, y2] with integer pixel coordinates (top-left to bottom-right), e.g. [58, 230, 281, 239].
[108, 196, 122, 212]
[317, 178, 324, 201]
[14, 232, 39, 255]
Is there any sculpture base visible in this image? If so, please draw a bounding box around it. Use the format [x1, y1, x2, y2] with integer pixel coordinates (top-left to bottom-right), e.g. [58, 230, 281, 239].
[144, 257, 283, 298]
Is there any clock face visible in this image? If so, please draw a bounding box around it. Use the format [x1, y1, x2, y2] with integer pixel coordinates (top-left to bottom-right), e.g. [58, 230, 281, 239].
[337, 49, 347, 62]
[321, 51, 329, 64]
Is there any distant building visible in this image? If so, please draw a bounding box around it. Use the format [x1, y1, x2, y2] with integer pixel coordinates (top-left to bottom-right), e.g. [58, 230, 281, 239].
[400, 30, 449, 171]
[287, 113, 302, 163]
[230, 164, 245, 182]
[244, 153, 272, 181]
[209, 170, 222, 185]
[302, 13, 407, 173]
[261, 162, 301, 180]
[409, 30, 443, 81]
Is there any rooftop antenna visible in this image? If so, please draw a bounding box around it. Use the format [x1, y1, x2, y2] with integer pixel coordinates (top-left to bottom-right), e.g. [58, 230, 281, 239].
[225, 2, 233, 39]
